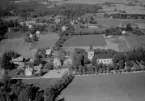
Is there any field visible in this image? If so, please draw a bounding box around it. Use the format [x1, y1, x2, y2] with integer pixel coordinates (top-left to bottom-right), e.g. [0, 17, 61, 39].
[97, 19, 145, 27]
[61, 72, 145, 101]
[125, 35, 145, 48]
[0, 33, 59, 58]
[63, 35, 107, 50]
[62, 0, 124, 4]
[23, 78, 59, 89]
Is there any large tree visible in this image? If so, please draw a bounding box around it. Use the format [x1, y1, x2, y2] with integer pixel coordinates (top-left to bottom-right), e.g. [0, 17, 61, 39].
[0, 20, 8, 39]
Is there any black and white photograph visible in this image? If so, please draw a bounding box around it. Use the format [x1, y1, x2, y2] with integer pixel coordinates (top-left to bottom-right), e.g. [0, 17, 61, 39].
[0, 0, 145, 101]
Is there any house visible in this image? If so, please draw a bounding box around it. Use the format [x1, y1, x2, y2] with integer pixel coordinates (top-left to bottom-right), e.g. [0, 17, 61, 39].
[63, 56, 73, 67]
[20, 21, 36, 26]
[96, 54, 113, 65]
[25, 67, 33, 76]
[45, 48, 52, 55]
[53, 57, 62, 68]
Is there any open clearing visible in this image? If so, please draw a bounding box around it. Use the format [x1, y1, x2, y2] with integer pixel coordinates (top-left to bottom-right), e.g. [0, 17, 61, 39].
[63, 35, 106, 48]
[61, 72, 145, 101]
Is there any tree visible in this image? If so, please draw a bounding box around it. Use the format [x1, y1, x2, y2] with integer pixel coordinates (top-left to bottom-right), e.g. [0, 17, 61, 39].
[119, 59, 125, 69]
[43, 62, 54, 71]
[35, 91, 44, 101]
[112, 53, 125, 63]
[1, 50, 21, 70]
[0, 20, 8, 40]
[112, 63, 119, 70]
[18, 86, 33, 101]
[126, 23, 132, 31]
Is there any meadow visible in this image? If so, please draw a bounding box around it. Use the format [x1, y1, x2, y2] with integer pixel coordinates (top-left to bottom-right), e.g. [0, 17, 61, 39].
[61, 72, 145, 101]
[63, 35, 107, 47]
[0, 32, 59, 58]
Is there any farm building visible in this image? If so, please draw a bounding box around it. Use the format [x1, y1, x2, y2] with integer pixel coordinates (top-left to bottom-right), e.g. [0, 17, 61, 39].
[63, 35, 107, 51]
[119, 22, 138, 28]
[96, 54, 113, 65]
[20, 20, 36, 26]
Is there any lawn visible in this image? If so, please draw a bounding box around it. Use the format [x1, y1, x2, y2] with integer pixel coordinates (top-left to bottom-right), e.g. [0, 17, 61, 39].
[61, 72, 145, 101]
[125, 35, 145, 48]
[63, 35, 107, 47]
[31, 33, 59, 49]
[6, 31, 27, 39]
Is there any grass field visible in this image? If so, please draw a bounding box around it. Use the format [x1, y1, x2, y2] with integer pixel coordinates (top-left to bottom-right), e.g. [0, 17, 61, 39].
[63, 35, 107, 47]
[125, 35, 145, 48]
[61, 72, 145, 101]
[23, 78, 59, 89]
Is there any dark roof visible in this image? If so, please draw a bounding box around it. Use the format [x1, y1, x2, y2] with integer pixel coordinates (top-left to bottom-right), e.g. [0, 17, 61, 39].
[95, 53, 113, 59]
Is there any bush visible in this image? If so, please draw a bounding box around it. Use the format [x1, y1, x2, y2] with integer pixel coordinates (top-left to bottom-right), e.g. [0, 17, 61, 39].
[43, 62, 54, 71]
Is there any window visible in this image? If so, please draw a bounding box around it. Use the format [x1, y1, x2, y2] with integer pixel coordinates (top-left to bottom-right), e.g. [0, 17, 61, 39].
[104, 60, 106, 62]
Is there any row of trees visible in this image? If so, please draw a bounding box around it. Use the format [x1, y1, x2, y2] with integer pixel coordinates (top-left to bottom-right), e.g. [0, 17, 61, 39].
[104, 13, 145, 20]
[0, 20, 8, 40]
[0, 71, 74, 101]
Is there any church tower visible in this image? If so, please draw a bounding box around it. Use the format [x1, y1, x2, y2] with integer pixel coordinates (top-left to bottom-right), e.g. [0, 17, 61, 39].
[87, 44, 95, 61]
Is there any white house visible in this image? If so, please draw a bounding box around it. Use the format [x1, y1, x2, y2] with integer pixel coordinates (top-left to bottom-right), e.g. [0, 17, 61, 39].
[25, 67, 33, 76]
[96, 54, 113, 65]
[53, 57, 62, 68]
[45, 48, 52, 55]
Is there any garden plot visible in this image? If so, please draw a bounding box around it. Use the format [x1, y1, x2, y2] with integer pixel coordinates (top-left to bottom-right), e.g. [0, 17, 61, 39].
[63, 35, 107, 50]
[103, 36, 131, 52]
[61, 72, 145, 101]
[6, 32, 27, 39]
[125, 35, 145, 49]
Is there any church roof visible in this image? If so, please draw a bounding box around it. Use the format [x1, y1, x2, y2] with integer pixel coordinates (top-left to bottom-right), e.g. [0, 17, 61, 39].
[95, 53, 113, 59]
